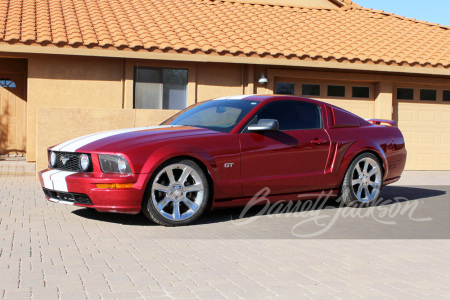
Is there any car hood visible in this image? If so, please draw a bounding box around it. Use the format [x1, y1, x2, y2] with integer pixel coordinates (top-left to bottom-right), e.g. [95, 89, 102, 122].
[50, 125, 218, 153]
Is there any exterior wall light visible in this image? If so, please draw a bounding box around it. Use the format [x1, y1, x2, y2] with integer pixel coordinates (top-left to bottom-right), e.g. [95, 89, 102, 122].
[258, 73, 268, 84]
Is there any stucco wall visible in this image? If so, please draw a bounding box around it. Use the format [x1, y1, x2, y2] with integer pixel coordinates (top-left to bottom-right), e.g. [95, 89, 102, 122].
[27, 55, 124, 162]
[26, 53, 450, 172]
[28, 55, 252, 171]
[197, 63, 245, 101]
[36, 107, 178, 173]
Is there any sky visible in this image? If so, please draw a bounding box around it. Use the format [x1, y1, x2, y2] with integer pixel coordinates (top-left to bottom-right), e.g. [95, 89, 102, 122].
[357, 0, 450, 26]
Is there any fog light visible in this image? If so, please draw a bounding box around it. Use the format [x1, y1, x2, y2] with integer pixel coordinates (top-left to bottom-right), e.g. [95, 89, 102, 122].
[50, 151, 57, 167]
[80, 154, 90, 171]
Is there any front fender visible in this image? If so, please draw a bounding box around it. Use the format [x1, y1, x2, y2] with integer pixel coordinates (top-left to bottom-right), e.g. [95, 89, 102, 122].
[142, 142, 217, 174]
[136, 142, 218, 191]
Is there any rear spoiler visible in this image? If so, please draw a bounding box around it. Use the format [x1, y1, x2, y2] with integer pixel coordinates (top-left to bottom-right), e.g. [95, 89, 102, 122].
[366, 119, 397, 126]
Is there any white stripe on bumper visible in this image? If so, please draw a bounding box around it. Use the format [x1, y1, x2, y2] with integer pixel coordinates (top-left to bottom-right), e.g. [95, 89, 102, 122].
[51, 171, 77, 192]
[41, 170, 77, 192]
[41, 169, 61, 189]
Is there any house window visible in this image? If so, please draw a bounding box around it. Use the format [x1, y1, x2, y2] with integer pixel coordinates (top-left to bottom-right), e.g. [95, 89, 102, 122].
[352, 86, 370, 98]
[276, 83, 295, 95]
[444, 90, 450, 101]
[420, 89, 436, 101]
[327, 85, 345, 97]
[302, 84, 320, 96]
[0, 78, 16, 88]
[397, 88, 414, 100]
[134, 67, 187, 110]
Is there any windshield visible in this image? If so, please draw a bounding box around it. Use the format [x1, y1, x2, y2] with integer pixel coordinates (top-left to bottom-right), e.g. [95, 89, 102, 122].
[162, 100, 258, 132]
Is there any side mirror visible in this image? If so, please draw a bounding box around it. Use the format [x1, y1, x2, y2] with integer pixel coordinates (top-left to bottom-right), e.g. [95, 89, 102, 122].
[248, 119, 280, 131]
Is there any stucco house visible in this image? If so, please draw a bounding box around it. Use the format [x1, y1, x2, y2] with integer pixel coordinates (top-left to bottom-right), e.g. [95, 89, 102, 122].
[0, 0, 449, 173]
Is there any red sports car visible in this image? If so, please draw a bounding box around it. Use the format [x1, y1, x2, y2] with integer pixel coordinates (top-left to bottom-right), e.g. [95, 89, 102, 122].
[39, 95, 406, 226]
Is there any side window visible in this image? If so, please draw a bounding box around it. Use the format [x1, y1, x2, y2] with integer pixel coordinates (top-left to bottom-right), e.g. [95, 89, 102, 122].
[256, 101, 321, 131]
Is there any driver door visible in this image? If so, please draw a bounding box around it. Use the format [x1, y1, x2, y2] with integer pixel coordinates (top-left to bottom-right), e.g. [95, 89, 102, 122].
[239, 100, 331, 197]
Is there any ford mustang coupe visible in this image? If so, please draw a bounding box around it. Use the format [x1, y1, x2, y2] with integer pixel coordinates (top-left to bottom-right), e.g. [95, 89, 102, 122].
[39, 95, 406, 226]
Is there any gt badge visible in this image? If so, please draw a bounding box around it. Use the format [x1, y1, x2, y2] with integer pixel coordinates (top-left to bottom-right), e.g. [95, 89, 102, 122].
[224, 163, 234, 168]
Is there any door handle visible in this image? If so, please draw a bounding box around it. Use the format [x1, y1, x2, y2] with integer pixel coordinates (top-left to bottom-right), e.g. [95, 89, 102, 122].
[310, 138, 327, 145]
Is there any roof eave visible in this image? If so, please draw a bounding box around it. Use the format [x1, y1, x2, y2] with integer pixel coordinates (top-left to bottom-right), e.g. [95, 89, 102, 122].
[328, 0, 345, 7]
[0, 43, 448, 76]
[328, 0, 359, 8]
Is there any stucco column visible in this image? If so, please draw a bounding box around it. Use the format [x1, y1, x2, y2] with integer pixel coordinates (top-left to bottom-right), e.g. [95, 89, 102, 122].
[374, 82, 393, 120]
[245, 64, 255, 94]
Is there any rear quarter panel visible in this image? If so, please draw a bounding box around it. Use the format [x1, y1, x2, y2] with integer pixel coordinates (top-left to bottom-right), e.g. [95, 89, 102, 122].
[384, 126, 407, 182]
[326, 125, 404, 188]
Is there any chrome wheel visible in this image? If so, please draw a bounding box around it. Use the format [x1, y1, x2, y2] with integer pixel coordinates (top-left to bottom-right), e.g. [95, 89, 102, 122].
[151, 163, 205, 221]
[351, 157, 382, 203]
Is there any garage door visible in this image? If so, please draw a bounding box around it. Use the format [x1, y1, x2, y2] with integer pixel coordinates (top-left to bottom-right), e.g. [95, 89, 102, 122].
[274, 78, 375, 119]
[397, 101, 450, 170]
[319, 99, 374, 119]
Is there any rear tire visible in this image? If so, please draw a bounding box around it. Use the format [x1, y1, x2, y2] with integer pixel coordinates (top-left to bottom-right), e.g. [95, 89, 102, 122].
[340, 153, 383, 207]
[142, 159, 209, 226]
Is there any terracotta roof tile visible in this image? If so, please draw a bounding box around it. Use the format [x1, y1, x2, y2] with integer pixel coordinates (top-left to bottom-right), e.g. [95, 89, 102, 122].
[0, 0, 449, 68]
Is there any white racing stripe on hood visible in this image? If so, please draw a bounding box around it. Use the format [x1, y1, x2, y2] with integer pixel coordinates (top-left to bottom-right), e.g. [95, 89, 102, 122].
[52, 125, 179, 152]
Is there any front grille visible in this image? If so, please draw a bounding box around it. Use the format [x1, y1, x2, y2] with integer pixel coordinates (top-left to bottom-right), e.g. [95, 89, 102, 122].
[43, 188, 93, 205]
[49, 151, 93, 172]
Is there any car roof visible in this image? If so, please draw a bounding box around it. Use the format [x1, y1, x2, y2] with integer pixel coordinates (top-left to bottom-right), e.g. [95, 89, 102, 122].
[213, 94, 326, 105]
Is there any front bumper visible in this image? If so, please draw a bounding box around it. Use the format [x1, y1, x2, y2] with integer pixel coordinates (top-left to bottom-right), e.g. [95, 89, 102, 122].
[39, 169, 149, 214]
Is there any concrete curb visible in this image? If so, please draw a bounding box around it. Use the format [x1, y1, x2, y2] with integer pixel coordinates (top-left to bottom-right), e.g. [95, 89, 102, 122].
[391, 171, 450, 186]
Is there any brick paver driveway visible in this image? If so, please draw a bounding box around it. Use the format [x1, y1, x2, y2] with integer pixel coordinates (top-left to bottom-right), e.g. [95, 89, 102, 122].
[1, 176, 449, 299]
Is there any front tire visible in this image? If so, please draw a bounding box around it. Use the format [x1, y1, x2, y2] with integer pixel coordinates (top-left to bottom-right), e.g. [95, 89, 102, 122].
[142, 159, 209, 226]
[340, 153, 383, 207]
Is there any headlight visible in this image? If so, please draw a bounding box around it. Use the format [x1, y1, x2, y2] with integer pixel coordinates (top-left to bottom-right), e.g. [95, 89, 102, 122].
[80, 154, 90, 172]
[49, 151, 57, 167]
[98, 154, 132, 174]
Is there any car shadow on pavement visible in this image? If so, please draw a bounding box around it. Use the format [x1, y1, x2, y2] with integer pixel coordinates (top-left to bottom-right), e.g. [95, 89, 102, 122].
[71, 185, 447, 226]
[72, 208, 156, 226]
[380, 185, 446, 201]
[198, 185, 447, 225]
